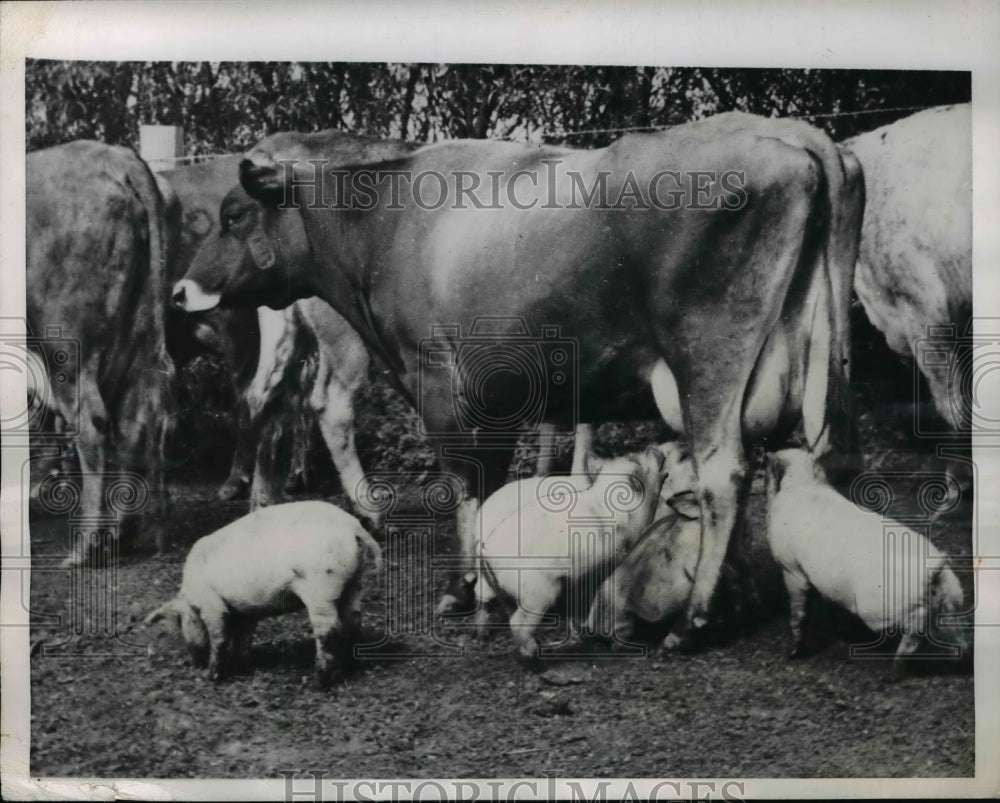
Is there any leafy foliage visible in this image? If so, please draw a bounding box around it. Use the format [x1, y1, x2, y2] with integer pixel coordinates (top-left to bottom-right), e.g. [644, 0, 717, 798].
[27, 62, 970, 154]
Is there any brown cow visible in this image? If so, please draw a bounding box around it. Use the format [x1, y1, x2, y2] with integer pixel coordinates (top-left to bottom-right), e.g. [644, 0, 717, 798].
[175, 117, 863, 646]
[27, 141, 175, 566]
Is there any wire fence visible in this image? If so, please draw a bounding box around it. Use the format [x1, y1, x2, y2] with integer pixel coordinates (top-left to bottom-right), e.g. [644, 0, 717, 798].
[147, 103, 944, 169]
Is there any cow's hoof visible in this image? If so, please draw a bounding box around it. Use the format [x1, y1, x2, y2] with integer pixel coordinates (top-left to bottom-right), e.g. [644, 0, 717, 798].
[888, 661, 911, 683]
[284, 471, 307, 495]
[60, 546, 106, 569]
[516, 646, 544, 673]
[60, 553, 87, 569]
[787, 643, 811, 660]
[217, 478, 249, 502]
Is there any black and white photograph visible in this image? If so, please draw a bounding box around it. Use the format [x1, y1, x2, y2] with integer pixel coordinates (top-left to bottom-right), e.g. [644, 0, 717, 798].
[2, 1, 998, 799]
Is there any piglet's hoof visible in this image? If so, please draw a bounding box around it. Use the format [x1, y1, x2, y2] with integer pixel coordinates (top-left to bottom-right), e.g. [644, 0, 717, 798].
[662, 617, 705, 653]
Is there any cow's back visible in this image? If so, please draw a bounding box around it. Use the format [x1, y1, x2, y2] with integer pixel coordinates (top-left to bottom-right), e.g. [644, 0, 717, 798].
[845, 104, 971, 357]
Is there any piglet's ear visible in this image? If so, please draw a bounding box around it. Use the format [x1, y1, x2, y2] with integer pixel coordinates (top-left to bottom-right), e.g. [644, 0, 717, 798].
[766, 454, 787, 494]
[144, 599, 181, 627]
[667, 490, 701, 521]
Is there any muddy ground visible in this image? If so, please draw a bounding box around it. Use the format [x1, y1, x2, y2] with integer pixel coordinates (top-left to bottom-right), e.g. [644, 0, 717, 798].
[28, 370, 975, 779]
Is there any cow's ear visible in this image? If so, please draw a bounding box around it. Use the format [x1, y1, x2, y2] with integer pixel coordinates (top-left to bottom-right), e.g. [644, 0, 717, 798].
[239, 159, 285, 207]
[645, 445, 667, 473]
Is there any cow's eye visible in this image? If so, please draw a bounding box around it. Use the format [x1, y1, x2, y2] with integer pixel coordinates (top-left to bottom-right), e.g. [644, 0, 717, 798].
[223, 208, 248, 229]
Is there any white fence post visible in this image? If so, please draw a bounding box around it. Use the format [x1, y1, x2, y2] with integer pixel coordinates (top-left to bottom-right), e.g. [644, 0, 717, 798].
[139, 125, 183, 173]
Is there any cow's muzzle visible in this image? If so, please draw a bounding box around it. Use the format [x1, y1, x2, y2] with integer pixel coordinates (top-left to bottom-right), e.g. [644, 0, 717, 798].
[172, 279, 221, 312]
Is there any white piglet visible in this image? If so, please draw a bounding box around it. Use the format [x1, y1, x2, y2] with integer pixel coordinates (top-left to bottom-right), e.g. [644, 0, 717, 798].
[766, 448, 965, 676]
[473, 445, 670, 663]
[146, 501, 381, 686]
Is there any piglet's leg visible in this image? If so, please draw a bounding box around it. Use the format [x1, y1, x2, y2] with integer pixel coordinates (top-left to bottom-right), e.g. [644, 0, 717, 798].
[336, 574, 364, 657]
[782, 568, 811, 659]
[306, 602, 344, 689]
[892, 606, 928, 681]
[200, 603, 231, 682]
[509, 577, 562, 668]
[231, 618, 257, 671]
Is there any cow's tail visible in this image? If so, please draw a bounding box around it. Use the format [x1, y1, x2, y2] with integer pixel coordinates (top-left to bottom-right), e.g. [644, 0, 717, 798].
[789, 122, 865, 479]
[123, 153, 179, 538]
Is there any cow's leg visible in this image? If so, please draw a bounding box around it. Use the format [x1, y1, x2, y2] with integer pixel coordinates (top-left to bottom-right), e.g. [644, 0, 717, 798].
[62, 380, 108, 567]
[309, 353, 376, 528]
[117, 367, 174, 557]
[724, 486, 761, 619]
[243, 305, 299, 509]
[218, 398, 255, 501]
[249, 416, 285, 511]
[534, 423, 559, 477]
[284, 402, 312, 495]
[570, 424, 595, 478]
[438, 445, 514, 612]
[648, 356, 749, 649]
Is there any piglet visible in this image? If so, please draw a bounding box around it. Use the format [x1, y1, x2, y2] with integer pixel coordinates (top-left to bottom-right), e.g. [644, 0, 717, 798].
[766, 448, 965, 677]
[470, 445, 670, 663]
[146, 501, 381, 686]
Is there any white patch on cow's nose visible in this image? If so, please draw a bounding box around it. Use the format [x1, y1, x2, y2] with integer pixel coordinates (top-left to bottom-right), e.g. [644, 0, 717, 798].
[172, 279, 221, 312]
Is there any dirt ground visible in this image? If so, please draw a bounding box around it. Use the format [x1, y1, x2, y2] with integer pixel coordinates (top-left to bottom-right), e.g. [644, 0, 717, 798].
[28, 379, 975, 779]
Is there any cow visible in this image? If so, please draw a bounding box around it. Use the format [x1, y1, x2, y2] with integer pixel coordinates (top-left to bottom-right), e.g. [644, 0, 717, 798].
[842, 104, 971, 488]
[160, 156, 264, 501]
[162, 156, 383, 519]
[27, 141, 176, 566]
[145, 500, 381, 685]
[166, 144, 590, 526]
[241, 298, 377, 520]
[173, 115, 864, 648]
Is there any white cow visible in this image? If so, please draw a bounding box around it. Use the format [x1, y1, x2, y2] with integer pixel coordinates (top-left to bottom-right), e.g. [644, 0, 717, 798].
[843, 104, 971, 439]
[765, 448, 965, 676]
[145, 501, 381, 686]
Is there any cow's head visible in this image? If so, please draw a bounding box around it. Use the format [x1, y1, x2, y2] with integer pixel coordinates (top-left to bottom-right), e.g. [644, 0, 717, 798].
[171, 162, 313, 313]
